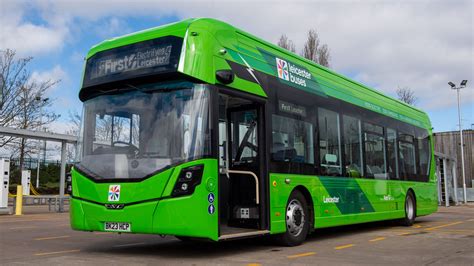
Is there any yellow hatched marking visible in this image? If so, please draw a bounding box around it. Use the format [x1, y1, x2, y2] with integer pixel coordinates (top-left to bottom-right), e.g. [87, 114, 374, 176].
[35, 235, 70, 241]
[369, 237, 386, 242]
[334, 244, 354, 250]
[425, 221, 463, 231]
[35, 249, 80, 256]
[287, 252, 316, 259]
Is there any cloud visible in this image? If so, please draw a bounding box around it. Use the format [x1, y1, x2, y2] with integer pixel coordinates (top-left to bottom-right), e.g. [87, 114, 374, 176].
[0, 1, 69, 56]
[30, 65, 67, 93]
[93, 17, 132, 39]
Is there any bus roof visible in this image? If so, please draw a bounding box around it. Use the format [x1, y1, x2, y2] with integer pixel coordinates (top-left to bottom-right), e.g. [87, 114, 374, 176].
[83, 18, 432, 130]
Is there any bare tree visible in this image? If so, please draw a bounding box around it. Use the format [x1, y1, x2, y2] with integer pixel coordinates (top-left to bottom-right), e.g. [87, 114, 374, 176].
[396, 86, 418, 106]
[0, 49, 60, 170]
[302, 29, 331, 67]
[277, 34, 296, 53]
[64, 110, 82, 161]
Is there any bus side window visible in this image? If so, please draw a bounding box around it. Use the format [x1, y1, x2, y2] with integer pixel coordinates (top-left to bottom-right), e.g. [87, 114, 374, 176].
[342, 115, 363, 178]
[398, 132, 417, 180]
[271, 115, 314, 164]
[387, 128, 399, 180]
[318, 108, 342, 176]
[363, 122, 387, 179]
[417, 133, 430, 182]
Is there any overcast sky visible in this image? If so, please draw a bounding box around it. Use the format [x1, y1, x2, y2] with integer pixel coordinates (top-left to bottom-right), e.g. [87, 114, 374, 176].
[1, 0, 473, 140]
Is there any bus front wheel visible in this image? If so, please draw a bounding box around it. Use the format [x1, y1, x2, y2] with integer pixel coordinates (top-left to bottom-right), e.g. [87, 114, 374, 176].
[400, 191, 416, 226]
[275, 190, 310, 246]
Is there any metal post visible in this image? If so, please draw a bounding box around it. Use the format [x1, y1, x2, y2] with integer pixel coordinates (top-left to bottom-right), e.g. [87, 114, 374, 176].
[436, 159, 442, 206]
[15, 185, 23, 215]
[452, 160, 458, 204]
[36, 102, 43, 188]
[59, 141, 66, 212]
[443, 158, 449, 207]
[36, 143, 40, 188]
[456, 88, 467, 204]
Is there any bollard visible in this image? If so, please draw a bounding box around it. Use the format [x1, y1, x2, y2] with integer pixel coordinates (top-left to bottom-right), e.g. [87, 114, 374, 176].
[15, 185, 23, 215]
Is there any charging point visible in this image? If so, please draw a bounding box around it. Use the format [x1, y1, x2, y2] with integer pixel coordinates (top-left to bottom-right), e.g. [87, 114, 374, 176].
[0, 158, 10, 210]
[21, 170, 31, 196]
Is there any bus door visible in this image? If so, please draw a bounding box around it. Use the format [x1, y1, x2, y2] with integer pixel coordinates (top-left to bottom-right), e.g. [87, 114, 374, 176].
[218, 93, 268, 239]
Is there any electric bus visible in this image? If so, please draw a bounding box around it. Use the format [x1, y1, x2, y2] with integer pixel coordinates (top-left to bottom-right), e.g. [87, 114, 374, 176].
[70, 18, 437, 246]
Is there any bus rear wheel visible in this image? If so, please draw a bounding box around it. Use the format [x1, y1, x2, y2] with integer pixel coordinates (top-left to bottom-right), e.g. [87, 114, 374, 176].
[275, 190, 309, 246]
[400, 191, 416, 226]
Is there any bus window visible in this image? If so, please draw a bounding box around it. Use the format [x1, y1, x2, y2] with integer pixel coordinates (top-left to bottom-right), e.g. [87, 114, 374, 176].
[364, 123, 387, 179]
[398, 133, 417, 180]
[387, 128, 399, 179]
[418, 135, 430, 179]
[271, 115, 314, 164]
[94, 113, 140, 151]
[318, 108, 342, 176]
[342, 115, 363, 178]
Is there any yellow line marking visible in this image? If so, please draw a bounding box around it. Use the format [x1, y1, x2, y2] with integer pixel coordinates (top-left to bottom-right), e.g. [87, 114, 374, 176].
[334, 244, 354, 250]
[9, 226, 38, 230]
[247, 264, 262, 266]
[397, 232, 411, 236]
[436, 229, 474, 232]
[369, 237, 386, 242]
[35, 249, 80, 256]
[412, 225, 422, 228]
[287, 252, 316, 259]
[35, 235, 70, 241]
[425, 221, 463, 231]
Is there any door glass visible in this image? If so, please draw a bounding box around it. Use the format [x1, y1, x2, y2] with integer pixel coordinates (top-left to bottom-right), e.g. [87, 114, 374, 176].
[230, 110, 258, 166]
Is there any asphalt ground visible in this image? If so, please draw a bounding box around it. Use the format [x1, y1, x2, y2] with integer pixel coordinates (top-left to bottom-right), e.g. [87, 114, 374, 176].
[1, 205, 473, 265]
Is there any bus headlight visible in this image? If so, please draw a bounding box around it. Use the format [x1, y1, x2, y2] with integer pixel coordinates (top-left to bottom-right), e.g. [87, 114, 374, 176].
[172, 165, 204, 197]
[66, 172, 72, 195]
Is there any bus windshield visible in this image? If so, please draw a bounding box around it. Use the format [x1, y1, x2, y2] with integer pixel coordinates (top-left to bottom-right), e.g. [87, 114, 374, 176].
[76, 82, 211, 180]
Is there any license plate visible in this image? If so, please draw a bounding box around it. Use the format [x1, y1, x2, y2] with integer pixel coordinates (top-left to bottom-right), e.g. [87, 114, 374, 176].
[104, 222, 131, 232]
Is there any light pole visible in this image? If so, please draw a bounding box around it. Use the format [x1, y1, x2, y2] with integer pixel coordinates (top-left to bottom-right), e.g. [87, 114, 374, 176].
[35, 96, 49, 189]
[448, 80, 468, 204]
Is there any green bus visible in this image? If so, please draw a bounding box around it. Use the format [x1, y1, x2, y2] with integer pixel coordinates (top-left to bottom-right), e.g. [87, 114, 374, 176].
[70, 18, 437, 246]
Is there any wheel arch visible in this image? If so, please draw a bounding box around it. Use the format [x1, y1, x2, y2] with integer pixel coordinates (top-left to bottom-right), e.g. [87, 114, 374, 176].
[407, 188, 417, 212]
[292, 185, 315, 231]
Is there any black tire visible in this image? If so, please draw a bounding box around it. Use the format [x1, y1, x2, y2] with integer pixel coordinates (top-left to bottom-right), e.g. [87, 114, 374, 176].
[400, 191, 416, 226]
[275, 190, 310, 246]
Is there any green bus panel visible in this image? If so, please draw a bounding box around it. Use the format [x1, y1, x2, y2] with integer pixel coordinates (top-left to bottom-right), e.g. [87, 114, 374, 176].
[70, 159, 220, 240]
[268, 173, 437, 234]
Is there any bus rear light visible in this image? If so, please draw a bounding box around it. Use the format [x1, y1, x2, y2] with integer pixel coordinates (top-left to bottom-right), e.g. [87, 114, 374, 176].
[172, 165, 204, 197]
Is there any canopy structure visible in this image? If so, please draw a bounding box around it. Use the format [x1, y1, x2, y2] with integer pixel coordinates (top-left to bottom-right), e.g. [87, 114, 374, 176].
[0, 126, 77, 212]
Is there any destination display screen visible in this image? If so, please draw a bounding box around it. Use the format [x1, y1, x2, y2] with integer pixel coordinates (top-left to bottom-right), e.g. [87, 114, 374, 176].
[82, 36, 183, 88]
